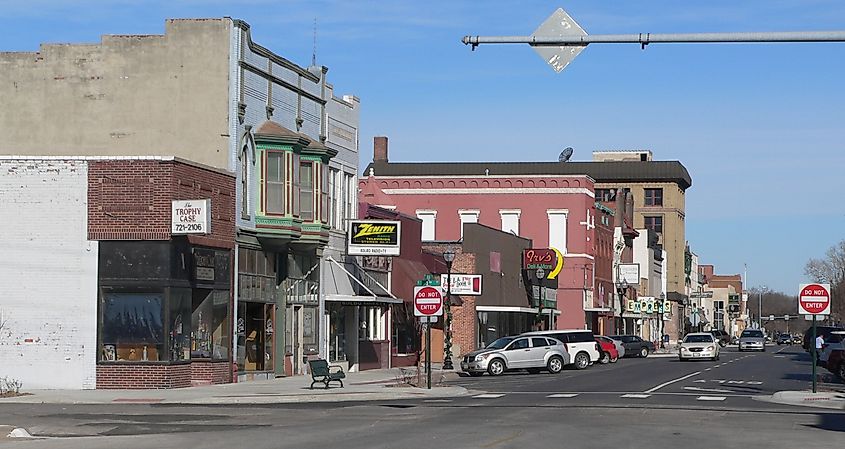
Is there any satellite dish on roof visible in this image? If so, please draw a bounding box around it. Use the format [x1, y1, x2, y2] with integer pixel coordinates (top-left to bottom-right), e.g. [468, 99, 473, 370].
[559, 147, 574, 162]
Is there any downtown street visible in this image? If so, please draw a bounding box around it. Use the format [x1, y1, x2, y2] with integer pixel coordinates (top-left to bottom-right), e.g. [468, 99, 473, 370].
[2, 346, 843, 449]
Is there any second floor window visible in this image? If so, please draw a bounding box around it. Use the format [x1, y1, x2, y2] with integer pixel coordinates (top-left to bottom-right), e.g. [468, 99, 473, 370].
[644, 215, 663, 234]
[595, 188, 616, 202]
[300, 161, 314, 221]
[266, 152, 284, 214]
[644, 188, 663, 206]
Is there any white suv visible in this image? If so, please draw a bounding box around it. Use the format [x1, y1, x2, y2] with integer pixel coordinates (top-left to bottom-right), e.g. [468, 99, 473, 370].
[520, 330, 601, 370]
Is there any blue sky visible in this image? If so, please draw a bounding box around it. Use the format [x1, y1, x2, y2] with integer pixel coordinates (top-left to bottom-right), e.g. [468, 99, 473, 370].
[2, 0, 844, 293]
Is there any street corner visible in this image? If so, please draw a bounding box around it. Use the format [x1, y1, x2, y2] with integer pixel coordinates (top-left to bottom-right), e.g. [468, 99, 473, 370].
[760, 390, 845, 410]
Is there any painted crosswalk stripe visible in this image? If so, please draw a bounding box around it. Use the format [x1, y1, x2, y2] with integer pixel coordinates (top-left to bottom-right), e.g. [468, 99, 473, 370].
[697, 396, 727, 401]
[621, 394, 651, 399]
[424, 399, 453, 403]
[547, 393, 579, 398]
[473, 394, 505, 399]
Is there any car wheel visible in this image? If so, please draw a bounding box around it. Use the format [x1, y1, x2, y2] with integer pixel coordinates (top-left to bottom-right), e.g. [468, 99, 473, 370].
[547, 356, 564, 374]
[574, 352, 590, 370]
[715, 354, 720, 361]
[639, 347, 649, 358]
[487, 359, 505, 376]
[469, 372, 484, 377]
[599, 352, 610, 364]
[719, 341, 727, 348]
[837, 362, 845, 381]
[610, 354, 619, 363]
[526, 368, 541, 374]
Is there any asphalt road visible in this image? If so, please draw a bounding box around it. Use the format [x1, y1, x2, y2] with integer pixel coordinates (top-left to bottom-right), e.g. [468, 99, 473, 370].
[2, 346, 843, 449]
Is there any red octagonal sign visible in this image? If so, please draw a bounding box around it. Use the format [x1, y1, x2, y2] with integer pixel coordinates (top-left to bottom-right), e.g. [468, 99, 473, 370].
[799, 283, 831, 316]
[414, 286, 444, 317]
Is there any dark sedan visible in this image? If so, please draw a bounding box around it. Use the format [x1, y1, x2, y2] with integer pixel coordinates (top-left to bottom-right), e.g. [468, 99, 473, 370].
[608, 335, 655, 358]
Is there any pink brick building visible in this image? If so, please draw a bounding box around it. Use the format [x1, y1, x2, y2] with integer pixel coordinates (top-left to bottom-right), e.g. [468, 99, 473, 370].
[360, 138, 600, 330]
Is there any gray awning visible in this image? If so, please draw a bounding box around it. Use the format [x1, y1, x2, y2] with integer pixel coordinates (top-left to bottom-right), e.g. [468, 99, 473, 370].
[325, 294, 403, 305]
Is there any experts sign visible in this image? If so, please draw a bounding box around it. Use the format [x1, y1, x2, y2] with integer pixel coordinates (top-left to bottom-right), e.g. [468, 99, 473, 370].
[347, 220, 401, 256]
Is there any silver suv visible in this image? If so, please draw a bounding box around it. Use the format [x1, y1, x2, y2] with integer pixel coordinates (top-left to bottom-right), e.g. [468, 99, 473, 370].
[460, 336, 569, 376]
[738, 329, 766, 352]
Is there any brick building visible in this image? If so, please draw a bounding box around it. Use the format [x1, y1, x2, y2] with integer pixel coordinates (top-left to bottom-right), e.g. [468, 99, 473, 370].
[0, 156, 235, 389]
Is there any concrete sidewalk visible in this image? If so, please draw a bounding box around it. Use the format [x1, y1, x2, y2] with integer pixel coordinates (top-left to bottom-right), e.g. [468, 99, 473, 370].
[762, 390, 845, 410]
[0, 367, 468, 406]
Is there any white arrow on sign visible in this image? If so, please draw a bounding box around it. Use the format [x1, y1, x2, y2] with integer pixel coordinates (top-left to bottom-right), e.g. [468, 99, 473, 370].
[531, 8, 587, 73]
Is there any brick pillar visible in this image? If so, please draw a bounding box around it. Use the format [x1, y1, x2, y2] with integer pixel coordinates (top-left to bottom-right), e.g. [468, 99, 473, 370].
[374, 136, 388, 162]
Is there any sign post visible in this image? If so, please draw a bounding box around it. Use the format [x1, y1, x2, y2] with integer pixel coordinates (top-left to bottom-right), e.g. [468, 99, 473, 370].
[799, 283, 831, 393]
[415, 282, 444, 389]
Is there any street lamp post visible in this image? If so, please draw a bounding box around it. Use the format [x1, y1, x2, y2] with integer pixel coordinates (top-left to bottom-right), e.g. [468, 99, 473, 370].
[442, 250, 456, 370]
[616, 279, 628, 334]
[659, 293, 666, 349]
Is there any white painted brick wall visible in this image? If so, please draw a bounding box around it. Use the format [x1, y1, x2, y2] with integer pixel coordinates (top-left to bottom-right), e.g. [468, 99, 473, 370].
[0, 160, 98, 389]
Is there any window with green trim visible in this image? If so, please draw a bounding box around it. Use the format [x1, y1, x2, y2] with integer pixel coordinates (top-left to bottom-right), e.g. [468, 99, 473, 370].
[300, 161, 314, 221]
[265, 152, 284, 214]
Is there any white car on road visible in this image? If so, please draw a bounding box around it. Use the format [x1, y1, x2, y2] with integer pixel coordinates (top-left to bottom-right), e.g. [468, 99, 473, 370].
[679, 332, 720, 361]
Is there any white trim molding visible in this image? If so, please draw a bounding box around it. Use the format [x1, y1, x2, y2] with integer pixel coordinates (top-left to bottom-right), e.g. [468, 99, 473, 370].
[476, 306, 539, 314]
[383, 188, 594, 197]
[415, 209, 438, 217]
[498, 209, 522, 216]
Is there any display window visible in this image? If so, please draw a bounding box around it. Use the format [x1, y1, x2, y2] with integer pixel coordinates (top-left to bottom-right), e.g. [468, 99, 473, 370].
[101, 292, 165, 362]
[191, 289, 231, 360]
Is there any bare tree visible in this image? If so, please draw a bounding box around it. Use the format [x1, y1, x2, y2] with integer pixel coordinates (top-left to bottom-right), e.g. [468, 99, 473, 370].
[804, 239, 845, 324]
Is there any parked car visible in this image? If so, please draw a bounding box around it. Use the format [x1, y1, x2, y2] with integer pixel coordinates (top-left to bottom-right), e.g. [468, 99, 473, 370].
[738, 329, 766, 352]
[679, 332, 720, 361]
[776, 333, 793, 345]
[595, 336, 620, 364]
[521, 330, 602, 370]
[460, 336, 569, 377]
[608, 335, 655, 358]
[709, 329, 731, 347]
[598, 335, 625, 358]
[824, 346, 845, 381]
[803, 325, 845, 353]
[819, 331, 845, 366]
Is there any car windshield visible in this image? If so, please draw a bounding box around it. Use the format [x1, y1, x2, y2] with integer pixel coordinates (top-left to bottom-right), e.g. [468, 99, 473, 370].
[486, 337, 515, 350]
[741, 330, 763, 338]
[684, 335, 713, 343]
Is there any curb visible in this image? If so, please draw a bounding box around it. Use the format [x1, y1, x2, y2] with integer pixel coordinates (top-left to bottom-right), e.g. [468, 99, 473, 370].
[761, 390, 845, 410]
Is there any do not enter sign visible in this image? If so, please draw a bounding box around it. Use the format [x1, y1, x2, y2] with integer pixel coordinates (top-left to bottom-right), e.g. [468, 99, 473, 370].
[414, 286, 444, 317]
[799, 283, 831, 316]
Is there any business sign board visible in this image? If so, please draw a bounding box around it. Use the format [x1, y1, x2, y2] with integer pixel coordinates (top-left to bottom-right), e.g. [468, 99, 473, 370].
[523, 248, 564, 279]
[617, 263, 640, 287]
[172, 199, 211, 235]
[798, 283, 831, 316]
[347, 220, 401, 256]
[414, 286, 444, 317]
[440, 274, 482, 295]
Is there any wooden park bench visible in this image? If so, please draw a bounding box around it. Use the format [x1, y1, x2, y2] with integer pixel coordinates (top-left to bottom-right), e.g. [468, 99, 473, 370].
[308, 359, 346, 389]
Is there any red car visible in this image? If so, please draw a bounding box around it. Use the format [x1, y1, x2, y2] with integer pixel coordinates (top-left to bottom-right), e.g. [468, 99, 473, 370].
[595, 336, 619, 364]
[825, 347, 845, 381]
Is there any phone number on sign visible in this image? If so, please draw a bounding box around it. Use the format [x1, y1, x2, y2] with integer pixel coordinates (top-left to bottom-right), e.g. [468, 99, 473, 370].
[174, 223, 205, 232]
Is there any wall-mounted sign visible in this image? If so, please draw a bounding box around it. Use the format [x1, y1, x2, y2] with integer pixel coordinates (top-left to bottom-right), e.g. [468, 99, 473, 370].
[523, 248, 564, 279]
[172, 199, 211, 235]
[440, 274, 482, 295]
[193, 248, 216, 281]
[617, 263, 640, 288]
[348, 220, 401, 256]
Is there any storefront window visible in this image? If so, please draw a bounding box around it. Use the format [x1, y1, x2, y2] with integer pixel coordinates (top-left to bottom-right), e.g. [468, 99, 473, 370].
[329, 304, 348, 362]
[212, 290, 230, 360]
[101, 293, 165, 362]
[170, 289, 192, 362]
[237, 248, 277, 372]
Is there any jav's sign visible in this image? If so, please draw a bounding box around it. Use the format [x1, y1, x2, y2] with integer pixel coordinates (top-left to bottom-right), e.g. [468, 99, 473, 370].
[172, 199, 211, 235]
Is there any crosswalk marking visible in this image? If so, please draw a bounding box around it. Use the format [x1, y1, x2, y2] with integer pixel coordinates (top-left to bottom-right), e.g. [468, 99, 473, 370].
[424, 399, 453, 403]
[696, 396, 727, 401]
[621, 394, 651, 399]
[473, 394, 505, 399]
[547, 393, 579, 398]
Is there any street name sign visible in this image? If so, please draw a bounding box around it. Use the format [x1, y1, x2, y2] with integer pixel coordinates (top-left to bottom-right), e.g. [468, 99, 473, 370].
[799, 283, 831, 316]
[414, 286, 444, 317]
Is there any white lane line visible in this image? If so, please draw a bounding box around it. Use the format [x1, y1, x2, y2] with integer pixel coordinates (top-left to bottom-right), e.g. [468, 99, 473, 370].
[644, 371, 701, 393]
[473, 394, 505, 399]
[621, 394, 652, 399]
[697, 396, 727, 401]
[547, 393, 579, 398]
[684, 386, 733, 393]
[704, 368, 712, 371]
[774, 355, 786, 358]
[424, 399, 453, 403]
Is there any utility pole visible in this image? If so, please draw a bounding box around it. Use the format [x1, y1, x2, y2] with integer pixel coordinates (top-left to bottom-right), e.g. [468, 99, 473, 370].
[461, 8, 845, 73]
